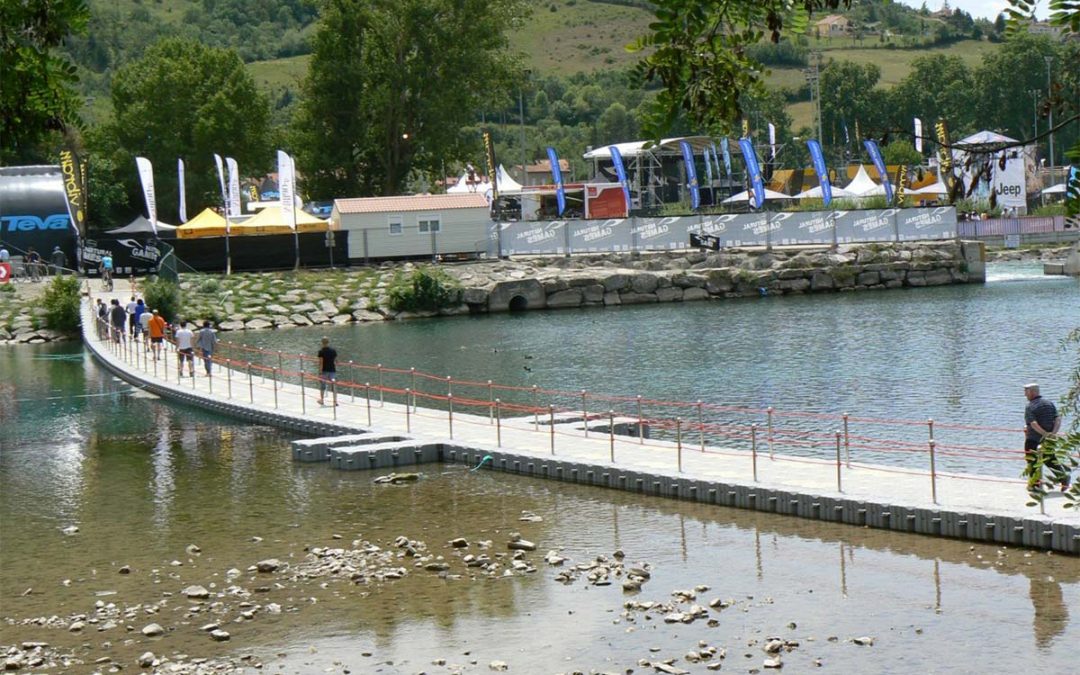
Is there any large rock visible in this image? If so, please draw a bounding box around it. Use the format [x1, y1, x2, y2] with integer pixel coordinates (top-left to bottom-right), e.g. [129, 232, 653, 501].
[292, 302, 318, 313]
[923, 268, 953, 286]
[656, 286, 683, 302]
[682, 287, 710, 302]
[289, 313, 313, 326]
[318, 299, 338, 315]
[603, 292, 621, 306]
[461, 287, 490, 305]
[488, 279, 546, 312]
[619, 291, 658, 304]
[856, 271, 880, 286]
[778, 277, 810, 292]
[601, 273, 632, 292]
[244, 318, 273, 330]
[810, 271, 834, 291]
[704, 270, 734, 295]
[546, 288, 583, 308]
[630, 273, 659, 294]
[581, 284, 605, 303]
[218, 320, 245, 331]
[352, 309, 384, 322]
[331, 314, 353, 325]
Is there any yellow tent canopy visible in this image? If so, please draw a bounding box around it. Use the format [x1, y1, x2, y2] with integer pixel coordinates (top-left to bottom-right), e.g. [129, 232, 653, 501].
[232, 206, 331, 235]
[176, 208, 228, 239]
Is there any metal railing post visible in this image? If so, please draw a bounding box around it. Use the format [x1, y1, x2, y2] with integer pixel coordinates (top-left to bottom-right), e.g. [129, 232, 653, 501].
[405, 388, 412, 433]
[347, 361, 355, 402]
[446, 375, 452, 400]
[331, 381, 338, 419]
[488, 380, 494, 423]
[767, 406, 775, 459]
[300, 372, 305, 413]
[549, 404, 556, 455]
[751, 423, 759, 482]
[277, 351, 283, 389]
[496, 398, 502, 447]
[698, 400, 705, 452]
[581, 390, 588, 437]
[163, 347, 169, 379]
[208, 360, 213, 395]
[676, 417, 683, 472]
[272, 368, 278, 408]
[532, 385, 539, 430]
[609, 409, 615, 463]
[365, 383, 372, 426]
[928, 439, 938, 504]
[247, 363, 253, 403]
[226, 360, 233, 399]
[835, 430, 843, 493]
[377, 364, 384, 406]
[843, 412, 850, 468]
[448, 394, 454, 439]
[636, 395, 644, 444]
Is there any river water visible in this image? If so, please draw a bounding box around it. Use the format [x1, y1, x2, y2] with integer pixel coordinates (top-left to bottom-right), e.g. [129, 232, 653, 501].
[0, 262, 1077, 672]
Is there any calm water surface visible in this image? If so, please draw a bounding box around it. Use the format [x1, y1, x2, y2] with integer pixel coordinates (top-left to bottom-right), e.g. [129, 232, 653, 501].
[1, 263, 1077, 672]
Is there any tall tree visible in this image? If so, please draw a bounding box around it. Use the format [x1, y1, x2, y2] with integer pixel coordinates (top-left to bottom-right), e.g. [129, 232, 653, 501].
[99, 37, 271, 223]
[292, 0, 529, 199]
[885, 54, 977, 139]
[629, 1, 848, 139]
[0, 0, 90, 163]
[819, 60, 885, 149]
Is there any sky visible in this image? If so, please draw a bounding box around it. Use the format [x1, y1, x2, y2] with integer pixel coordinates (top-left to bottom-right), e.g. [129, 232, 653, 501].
[894, 0, 1048, 22]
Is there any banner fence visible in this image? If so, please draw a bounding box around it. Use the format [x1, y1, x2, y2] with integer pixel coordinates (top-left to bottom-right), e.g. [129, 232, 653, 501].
[490, 207, 958, 257]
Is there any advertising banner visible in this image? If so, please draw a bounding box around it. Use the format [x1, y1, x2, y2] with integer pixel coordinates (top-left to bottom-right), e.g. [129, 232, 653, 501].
[178, 158, 188, 223]
[225, 157, 241, 219]
[914, 117, 923, 154]
[546, 147, 565, 216]
[81, 236, 164, 275]
[836, 209, 898, 243]
[568, 218, 632, 253]
[863, 139, 894, 204]
[134, 156, 158, 237]
[720, 139, 732, 178]
[896, 206, 956, 241]
[806, 139, 832, 206]
[738, 138, 765, 209]
[277, 150, 296, 229]
[58, 146, 86, 236]
[679, 140, 700, 210]
[499, 220, 567, 256]
[484, 131, 499, 203]
[609, 145, 631, 211]
[991, 152, 1026, 209]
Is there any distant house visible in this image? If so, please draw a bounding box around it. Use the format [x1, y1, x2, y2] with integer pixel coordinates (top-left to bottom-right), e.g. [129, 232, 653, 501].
[815, 14, 850, 36]
[520, 159, 572, 187]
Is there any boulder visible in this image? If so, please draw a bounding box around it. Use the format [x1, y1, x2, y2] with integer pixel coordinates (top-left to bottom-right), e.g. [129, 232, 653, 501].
[809, 271, 834, 291]
[352, 309, 384, 322]
[856, 271, 880, 286]
[318, 299, 338, 315]
[923, 268, 952, 286]
[655, 286, 683, 302]
[603, 292, 621, 306]
[289, 313, 313, 326]
[682, 287, 710, 302]
[244, 318, 273, 330]
[218, 320, 246, 331]
[183, 585, 210, 600]
[601, 273, 632, 292]
[581, 284, 606, 303]
[461, 287, 490, 305]
[546, 288, 583, 308]
[630, 273, 659, 294]
[618, 292, 658, 304]
[331, 314, 353, 325]
[704, 270, 734, 294]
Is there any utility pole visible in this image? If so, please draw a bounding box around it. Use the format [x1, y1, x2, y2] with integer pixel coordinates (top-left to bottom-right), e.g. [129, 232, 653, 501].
[1045, 55, 1054, 168]
[519, 70, 531, 183]
[805, 52, 823, 144]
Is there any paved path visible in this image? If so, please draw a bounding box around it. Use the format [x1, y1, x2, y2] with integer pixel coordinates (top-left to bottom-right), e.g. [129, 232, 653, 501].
[81, 292, 1079, 553]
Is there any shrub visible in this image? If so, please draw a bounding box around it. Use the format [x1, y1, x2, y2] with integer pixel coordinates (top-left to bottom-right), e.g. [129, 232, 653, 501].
[142, 276, 182, 322]
[197, 276, 222, 294]
[43, 275, 82, 334]
[386, 267, 460, 313]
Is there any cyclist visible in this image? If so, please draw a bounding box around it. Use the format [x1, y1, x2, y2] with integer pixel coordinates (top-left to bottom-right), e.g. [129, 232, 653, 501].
[99, 252, 114, 291]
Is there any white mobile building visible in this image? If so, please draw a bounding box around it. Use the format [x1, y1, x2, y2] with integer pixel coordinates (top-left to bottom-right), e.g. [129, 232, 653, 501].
[331, 193, 492, 262]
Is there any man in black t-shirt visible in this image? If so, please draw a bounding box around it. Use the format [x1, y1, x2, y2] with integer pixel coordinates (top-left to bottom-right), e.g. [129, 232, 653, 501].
[317, 337, 338, 406]
[1023, 383, 1065, 490]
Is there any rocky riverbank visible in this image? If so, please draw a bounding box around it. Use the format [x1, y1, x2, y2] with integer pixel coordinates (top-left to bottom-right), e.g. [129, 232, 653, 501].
[171, 241, 983, 333]
[0, 240, 1038, 342]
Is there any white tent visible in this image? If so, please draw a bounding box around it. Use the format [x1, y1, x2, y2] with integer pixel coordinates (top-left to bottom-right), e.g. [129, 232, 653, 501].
[1041, 183, 1067, 195]
[447, 172, 489, 194]
[722, 188, 791, 204]
[844, 165, 886, 197]
[582, 136, 714, 160]
[447, 164, 522, 195]
[496, 165, 523, 193]
[955, 130, 1019, 146]
[793, 184, 855, 200]
[909, 179, 949, 195]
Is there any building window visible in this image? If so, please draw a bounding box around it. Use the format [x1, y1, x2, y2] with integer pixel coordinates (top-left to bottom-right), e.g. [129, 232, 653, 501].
[418, 215, 441, 234]
[388, 215, 403, 235]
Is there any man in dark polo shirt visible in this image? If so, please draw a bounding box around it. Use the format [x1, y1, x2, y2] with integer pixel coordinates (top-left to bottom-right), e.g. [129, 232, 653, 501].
[1023, 383, 1065, 489]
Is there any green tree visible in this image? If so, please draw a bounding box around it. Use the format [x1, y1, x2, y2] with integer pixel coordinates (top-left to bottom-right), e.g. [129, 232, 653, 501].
[819, 60, 884, 148]
[292, 0, 529, 199]
[0, 0, 90, 163]
[629, 1, 848, 139]
[880, 139, 922, 167]
[596, 102, 637, 145]
[100, 38, 271, 223]
[885, 54, 977, 140]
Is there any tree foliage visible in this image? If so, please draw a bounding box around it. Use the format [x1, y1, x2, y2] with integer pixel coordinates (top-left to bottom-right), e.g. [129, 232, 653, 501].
[292, 0, 529, 199]
[629, 0, 847, 139]
[97, 38, 271, 223]
[0, 0, 90, 163]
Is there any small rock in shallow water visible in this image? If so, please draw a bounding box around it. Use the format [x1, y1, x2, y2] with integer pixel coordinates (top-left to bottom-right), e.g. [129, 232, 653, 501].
[141, 623, 164, 637]
[256, 559, 280, 573]
[489, 661, 508, 671]
[853, 636, 874, 646]
[137, 652, 155, 668]
[210, 629, 231, 642]
[183, 585, 210, 599]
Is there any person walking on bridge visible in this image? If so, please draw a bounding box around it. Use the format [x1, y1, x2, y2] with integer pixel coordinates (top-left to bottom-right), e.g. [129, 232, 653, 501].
[147, 309, 167, 360]
[317, 337, 337, 406]
[108, 299, 126, 343]
[174, 321, 195, 378]
[197, 321, 217, 376]
[1023, 383, 1066, 491]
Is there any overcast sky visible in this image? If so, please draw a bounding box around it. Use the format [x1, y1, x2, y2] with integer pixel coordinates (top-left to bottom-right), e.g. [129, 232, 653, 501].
[894, 0, 1048, 21]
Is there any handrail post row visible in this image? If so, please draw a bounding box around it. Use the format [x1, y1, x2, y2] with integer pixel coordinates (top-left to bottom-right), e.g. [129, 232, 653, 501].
[448, 394, 454, 439]
[698, 400, 705, 452]
[549, 405, 556, 455]
[751, 423, 759, 482]
[532, 385, 539, 430]
[405, 388, 412, 433]
[609, 409, 615, 463]
[247, 363, 253, 403]
[300, 372, 305, 413]
[488, 380, 494, 423]
[365, 383, 372, 426]
[843, 412, 851, 468]
[676, 417, 683, 472]
[496, 398, 502, 447]
[928, 439, 938, 504]
[835, 430, 843, 493]
[636, 395, 644, 444]
[378, 364, 384, 406]
[272, 368, 278, 408]
[767, 406, 775, 459]
[581, 390, 588, 437]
